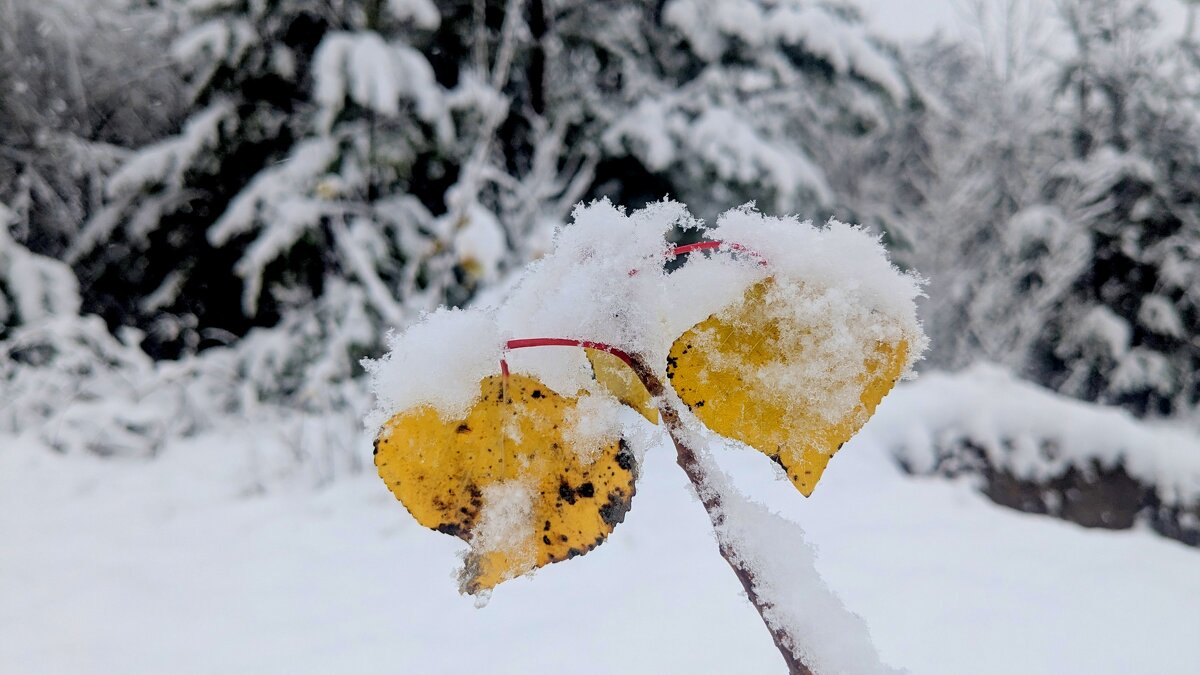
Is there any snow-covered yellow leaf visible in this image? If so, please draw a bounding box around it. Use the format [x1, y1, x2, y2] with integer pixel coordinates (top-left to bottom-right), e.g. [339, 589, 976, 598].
[586, 348, 659, 425]
[666, 278, 907, 497]
[374, 373, 636, 595]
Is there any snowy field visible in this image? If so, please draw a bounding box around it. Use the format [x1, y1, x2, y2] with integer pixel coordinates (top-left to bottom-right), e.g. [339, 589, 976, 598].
[5, 1, 1200, 672]
[4, 382, 1198, 675]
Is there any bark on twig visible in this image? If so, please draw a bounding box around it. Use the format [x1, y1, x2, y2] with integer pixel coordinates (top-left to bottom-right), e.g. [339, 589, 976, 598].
[626, 355, 816, 675]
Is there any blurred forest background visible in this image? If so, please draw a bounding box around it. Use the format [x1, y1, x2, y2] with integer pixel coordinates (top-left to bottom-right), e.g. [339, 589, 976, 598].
[5, 3, 1200, 673]
[1, 0, 1198, 517]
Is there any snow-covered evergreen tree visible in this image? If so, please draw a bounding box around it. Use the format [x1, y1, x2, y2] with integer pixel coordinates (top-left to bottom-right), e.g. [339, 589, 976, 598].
[910, 0, 1200, 419]
[587, 0, 912, 224]
[1032, 0, 1200, 417]
[0, 0, 178, 258]
[0, 202, 81, 336]
[904, 26, 1074, 374]
[71, 0, 338, 360]
[69, 0, 913, 402]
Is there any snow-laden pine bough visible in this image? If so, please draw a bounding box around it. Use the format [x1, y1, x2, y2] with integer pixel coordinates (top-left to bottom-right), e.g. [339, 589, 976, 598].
[365, 201, 926, 674]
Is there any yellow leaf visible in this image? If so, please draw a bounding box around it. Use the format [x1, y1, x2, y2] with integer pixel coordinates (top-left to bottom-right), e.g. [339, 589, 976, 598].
[666, 278, 907, 497]
[585, 348, 659, 425]
[374, 373, 637, 594]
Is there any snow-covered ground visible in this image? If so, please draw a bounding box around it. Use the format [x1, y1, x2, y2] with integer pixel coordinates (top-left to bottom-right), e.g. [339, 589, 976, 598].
[4, 383, 1198, 675]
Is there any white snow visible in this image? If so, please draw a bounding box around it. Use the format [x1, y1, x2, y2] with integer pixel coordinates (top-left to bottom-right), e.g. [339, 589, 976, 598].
[105, 101, 234, 200]
[1066, 147, 1158, 207]
[873, 364, 1200, 507]
[690, 108, 833, 209]
[363, 307, 506, 428]
[494, 200, 687, 396]
[4, 383, 1199, 674]
[171, 18, 255, 72]
[769, 3, 907, 100]
[709, 206, 927, 378]
[1138, 294, 1185, 339]
[206, 137, 338, 314]
[473, 480, 535, 556]
[664, 0, 907, 100]
[451, 204, 507, 284]
[1, 219, 82, 325]
[1111, 348, 1175, 397]
[313, 31, 447, 133]
[602, 103, 833, 213]
[695, 448, 902, 674]
[663, 0, 738, 61]
[562, 394, 628, 464]
[490, 201, 925, 412]
[386, 0, 440, 30]
[601, 98, 680, 172]
[1067, 306, 1132, 359]
[332, 218, 409, 328]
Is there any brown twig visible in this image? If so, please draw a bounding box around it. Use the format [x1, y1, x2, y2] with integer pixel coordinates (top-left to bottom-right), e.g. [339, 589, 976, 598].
[501, 338, 815, 673]
[626, 355, 815, 675]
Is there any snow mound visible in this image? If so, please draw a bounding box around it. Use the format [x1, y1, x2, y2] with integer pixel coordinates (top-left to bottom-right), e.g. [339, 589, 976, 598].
[868, 364, 1200, 546]
[874, 364, 1200, 505]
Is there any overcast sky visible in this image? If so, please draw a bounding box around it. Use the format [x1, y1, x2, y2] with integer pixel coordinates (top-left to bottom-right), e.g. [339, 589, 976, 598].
[854, 0, 1191, 42]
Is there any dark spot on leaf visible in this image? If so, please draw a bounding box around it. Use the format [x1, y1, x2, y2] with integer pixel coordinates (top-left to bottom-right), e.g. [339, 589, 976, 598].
[559, 534, 568, 542]
[558, 480, 577, 505]
[599, 489, 631, 527]
[531, 390, 543, 399]
[616, 440, 634, 471]
[436, 523, 463, 537]
[543, 535, 551, 545]
[695, 400, 705, 408]
[770, 454, 785, 468]
[577, 482, 595, 498]
[544, 520, 551, 531]
[456, 424, 471, 434]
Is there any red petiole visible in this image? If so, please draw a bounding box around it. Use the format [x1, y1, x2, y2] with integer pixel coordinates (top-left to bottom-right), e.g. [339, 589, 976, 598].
[670, 240, 766, 264]
[631, 240, 767, 277]
[500, 240, 766, 377]
[500, 338, 635, 386]
[505, 338, 634, 366]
